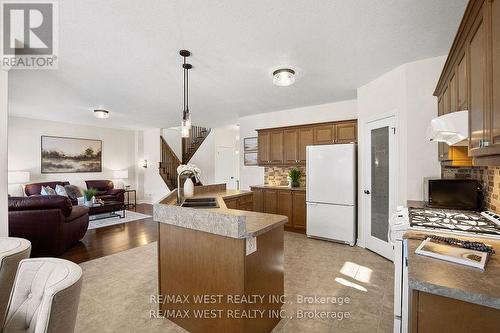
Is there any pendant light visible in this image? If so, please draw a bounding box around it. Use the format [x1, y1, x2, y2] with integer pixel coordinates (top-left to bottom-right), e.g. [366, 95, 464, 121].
[180, 50, 192, 138]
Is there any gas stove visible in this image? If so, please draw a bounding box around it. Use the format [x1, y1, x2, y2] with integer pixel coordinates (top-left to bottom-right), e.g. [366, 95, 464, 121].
[409, 207, 500, 237]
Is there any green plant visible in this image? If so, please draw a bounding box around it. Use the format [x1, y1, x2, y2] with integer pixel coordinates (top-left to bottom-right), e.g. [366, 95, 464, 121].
[288, 168, 302, 186]
[84, 188, 98, 201]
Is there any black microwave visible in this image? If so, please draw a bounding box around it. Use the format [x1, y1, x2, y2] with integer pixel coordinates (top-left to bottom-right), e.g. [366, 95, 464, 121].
[424, 178, 484, 211]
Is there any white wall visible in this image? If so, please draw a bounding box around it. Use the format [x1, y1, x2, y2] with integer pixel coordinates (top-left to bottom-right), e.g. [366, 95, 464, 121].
[7, 116, 137, 196]
[356, 55, 445, 246]
[162, 127, 182, 160]
[0, 71, 8, 237]
[142, 128, 170, 203]
[405, 57, 445, 199]
[238, 100, 358, 190]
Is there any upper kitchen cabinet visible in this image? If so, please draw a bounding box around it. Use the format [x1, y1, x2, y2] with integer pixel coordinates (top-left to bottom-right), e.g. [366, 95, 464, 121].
[258, 130, 284, 165]
[313, 124, 335, 145]
[434, 0, 500, 164]
[468, 12, 486, 153]
[457, 53, 468, 110]
[297, 127, 314, 163]
[269, 130, 284, 164]
[283, 129, 299, 164]
[335, 120, 358, 144]
[256, 120, 357, 166]
[257, 131, 270, 165]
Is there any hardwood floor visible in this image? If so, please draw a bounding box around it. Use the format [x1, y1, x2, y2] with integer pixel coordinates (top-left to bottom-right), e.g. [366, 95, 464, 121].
[61, 203, 158, 264]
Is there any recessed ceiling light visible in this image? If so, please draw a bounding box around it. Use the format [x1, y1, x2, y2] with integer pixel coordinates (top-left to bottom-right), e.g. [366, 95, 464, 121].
[273, 68, 296, 86]
[93, 109, 109, 119]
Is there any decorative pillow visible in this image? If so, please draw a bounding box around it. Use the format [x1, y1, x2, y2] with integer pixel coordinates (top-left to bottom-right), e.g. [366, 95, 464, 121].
[65, 185, 83, 201]
[41, 186, 56, 195]
[55, 184, 68, 197]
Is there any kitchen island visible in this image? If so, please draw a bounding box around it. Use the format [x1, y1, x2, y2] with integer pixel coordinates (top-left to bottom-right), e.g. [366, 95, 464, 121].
[154, 184, 287, 333]
[404, 230, 500, 332]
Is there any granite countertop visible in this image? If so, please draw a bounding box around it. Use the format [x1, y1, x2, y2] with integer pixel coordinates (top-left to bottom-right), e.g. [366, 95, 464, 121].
[154, 187, 287, 239]
[250, 184, 306, 191]
[404, 230, 500, 309]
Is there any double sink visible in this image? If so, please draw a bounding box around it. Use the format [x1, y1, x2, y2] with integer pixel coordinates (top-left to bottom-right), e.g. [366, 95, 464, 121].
[180, 197, 219, 209]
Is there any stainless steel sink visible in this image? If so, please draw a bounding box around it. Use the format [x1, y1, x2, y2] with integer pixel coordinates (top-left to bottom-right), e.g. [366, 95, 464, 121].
[180, 197, 219, 208]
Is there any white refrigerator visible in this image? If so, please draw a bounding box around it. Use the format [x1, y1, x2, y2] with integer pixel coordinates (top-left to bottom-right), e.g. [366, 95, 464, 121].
[306, 144, 356, 245]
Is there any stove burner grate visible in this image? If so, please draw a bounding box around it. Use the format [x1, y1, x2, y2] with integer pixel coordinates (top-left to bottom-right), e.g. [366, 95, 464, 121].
[409, 207, 500, 236]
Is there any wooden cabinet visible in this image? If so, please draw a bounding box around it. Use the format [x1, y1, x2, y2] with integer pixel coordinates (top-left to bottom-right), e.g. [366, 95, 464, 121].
[434, 0, 500, 164]
[292, 191, 306, 231]
[283, 129, 298, 164]
[223, 193, 254, 211]
[251, 187, 307, 233]
[334, 121, 357, 144]
[437, 95, 450, 162]
[313, 124, 335, 145]
[258, 130, 284, 165]
[269, 130, 284, 164]
[277, 190, 293, 227]
[252, 188, 263, 212]
[298, 127, 314, 163]
[449, 74, 457, 112]
[258, 132, 270, 165]
[457, 53, 467, 110]
[256, 120, 357, 166]
[263, 189, 278, 214]
[411, 290, 500, 332]
[469, 14, 486, 153]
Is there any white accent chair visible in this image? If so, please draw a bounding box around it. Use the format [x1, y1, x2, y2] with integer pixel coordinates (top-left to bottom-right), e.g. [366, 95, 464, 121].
[0, 238, 31, 329]
[2, 258, 82, 333]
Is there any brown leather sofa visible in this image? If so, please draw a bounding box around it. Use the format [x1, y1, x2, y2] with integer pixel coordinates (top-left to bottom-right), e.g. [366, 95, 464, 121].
[8, 196, 89, 257]
[85, 180, 125, 203]
[24, 181, 78, 205]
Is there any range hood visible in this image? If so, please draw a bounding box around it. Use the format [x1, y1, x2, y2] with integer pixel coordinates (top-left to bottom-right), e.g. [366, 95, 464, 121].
[426, 110, 468, 146]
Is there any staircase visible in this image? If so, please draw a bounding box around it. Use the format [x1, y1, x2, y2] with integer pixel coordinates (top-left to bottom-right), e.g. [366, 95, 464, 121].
[159, 136, 181, 189]
[159, 125, 211, 190]
[182, 126, 211, 164]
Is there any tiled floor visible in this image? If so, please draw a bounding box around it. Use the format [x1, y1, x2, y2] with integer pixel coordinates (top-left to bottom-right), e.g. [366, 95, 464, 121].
[75, 232, 394, 333]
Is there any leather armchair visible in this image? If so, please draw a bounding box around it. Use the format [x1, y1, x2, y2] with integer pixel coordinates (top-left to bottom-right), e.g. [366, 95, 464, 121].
[85, 180, 125, 203]
[8, 196, 89, 257]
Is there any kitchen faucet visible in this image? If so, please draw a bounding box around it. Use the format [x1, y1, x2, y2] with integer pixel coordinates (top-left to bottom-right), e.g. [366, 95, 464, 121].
[177, 169, 194, 204]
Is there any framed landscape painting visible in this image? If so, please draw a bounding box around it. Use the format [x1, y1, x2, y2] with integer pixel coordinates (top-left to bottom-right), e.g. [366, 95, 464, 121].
[244, 137, 258, 166]
[41, 136, 102, 173]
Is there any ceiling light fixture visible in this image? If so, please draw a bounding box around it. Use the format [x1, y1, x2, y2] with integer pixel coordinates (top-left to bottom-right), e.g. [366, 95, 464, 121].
[180, 50, 193, 138]
[273, 68, 296, 86]
[93, 109, 109, 119]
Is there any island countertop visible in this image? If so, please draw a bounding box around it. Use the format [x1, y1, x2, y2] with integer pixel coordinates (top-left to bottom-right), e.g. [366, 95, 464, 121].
[154, 185, 288, 239]
[404, 230, 500, 309]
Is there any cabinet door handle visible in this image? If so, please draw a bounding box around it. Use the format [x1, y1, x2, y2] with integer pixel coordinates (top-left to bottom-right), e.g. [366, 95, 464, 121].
[364, 190, 371, 195]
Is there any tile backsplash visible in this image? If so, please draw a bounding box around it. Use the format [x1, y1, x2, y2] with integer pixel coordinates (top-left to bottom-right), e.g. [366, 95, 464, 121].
[264, 166, 306, 187]
[442, 166, 500, 213]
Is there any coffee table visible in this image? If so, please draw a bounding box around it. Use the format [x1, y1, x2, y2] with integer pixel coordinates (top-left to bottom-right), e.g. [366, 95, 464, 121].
[88, 201, 125, 221]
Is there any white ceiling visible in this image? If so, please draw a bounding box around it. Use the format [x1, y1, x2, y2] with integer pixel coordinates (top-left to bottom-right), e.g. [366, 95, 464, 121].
[8, 0, 468, 130]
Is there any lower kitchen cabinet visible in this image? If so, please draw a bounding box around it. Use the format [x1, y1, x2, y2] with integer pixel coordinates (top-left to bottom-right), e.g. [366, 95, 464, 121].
[251, 187, 306, 233]
[223, 193, 254, 211]
[252, 188, 263, 212]
[292, 191, 306, 231]
[277, 190, 293, 228]
[411, 290, 500, 332]
[263, 189, 278, 214]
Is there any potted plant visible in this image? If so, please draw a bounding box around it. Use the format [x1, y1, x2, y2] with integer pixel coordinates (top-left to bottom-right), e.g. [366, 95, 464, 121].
[83, 188, 98, 206]
[288, 168, 302, 188]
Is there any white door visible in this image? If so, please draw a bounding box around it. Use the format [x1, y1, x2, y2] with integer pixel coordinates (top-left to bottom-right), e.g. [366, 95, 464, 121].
[215, 146, 236, 189]
[363, 116, 397, 261]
